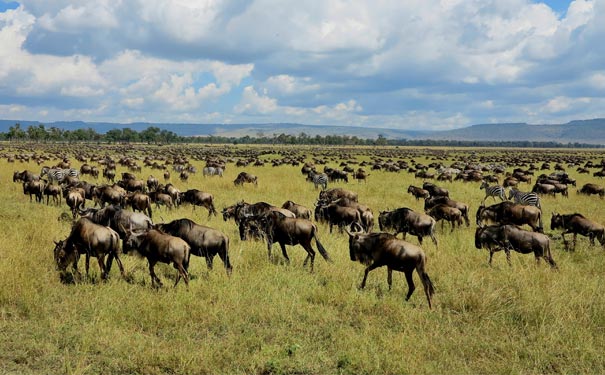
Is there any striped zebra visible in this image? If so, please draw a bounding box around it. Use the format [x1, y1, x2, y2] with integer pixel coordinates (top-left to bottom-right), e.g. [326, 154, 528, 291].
[480, 181, 506, 203]
[307, 172, 328, 190]
[508, 188, 541, 209]
[203, 166, 223, 177]
[41, 167, 79, 184]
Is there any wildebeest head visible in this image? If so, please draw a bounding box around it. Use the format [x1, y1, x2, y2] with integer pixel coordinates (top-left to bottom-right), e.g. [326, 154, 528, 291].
[550, 213, 563, 230]
[122, 228, 146, 254]
[378, 210, 393, 231]
[52, 239, 75, 271]
[344, 222, 369, 262]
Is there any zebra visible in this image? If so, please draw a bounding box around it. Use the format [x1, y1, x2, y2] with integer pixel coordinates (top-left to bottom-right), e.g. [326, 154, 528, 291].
[508, 188, 541, 209]
[203, 166, 223, 177]
[479, 181, 506, 203]
[41, 167, 79, 184]
[307, 172, 328, 190]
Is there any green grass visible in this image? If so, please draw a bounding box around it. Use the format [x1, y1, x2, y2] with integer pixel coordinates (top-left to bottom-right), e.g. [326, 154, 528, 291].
[1, 144, 605, 374]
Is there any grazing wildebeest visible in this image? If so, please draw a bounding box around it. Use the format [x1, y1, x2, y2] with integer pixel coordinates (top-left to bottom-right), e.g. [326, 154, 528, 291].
[424, 196, 470, 227]
[345, 225, 435, 309]
[577, 183, 604, 198]
[318, 187, 358, 203]
[475, 225, 557, 268]
[314, 202, 361, 233]
[102, 168, 116, 183]
[163, 171, 170, 181]
[531, 183, 556, 197]
[78, 205, 153, 239]
[23, 180, 45, 203]
[234, 171, 258, 186]
[232, 201, 295, 240]
[551, 213, 605, 251]
[282, 200, 312, 220]
[44, 183, 62, 205]
[156, 218, 232, 275]
[407, 185, 430, 200]
[179, 170, 189, 182]
[53, 218, 125, 280]
[252, 211, 331, 271]
[126, 192, 153, 219]
[378, 208, 437, 246]
[426, 204, 463, 232]
[149, 191, 174, 210]
[123, 228, 190, 288]
[476, 201, 543, 232]
[354, 169, 369, 183]
[181, 189, 217, 217]
[422, 182, 449, 197]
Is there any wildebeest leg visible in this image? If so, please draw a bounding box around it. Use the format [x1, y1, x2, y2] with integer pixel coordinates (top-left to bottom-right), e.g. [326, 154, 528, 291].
[301, 242, 316, 272]
[148, 260, 162, 287]
[417, 235, 423, 245]
[404, 270, 416, 301]
[97, 256, 108, 280]
[488, 249, 495, 266]
[173, 263, 189, 287]
[359, 262, 381, 289]
[430, 233, 438, 247]
[107, 252, 126, 278]
[279, 242, 290, 264]
[572, 233, 578, 251]
[505, 249, 511, 266]
[205, 255, 214, 270]
[387, 268, 393, 290]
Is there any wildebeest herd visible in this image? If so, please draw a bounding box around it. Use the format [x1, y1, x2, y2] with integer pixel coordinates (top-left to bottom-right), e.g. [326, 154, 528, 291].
[8, 144, 605, 310]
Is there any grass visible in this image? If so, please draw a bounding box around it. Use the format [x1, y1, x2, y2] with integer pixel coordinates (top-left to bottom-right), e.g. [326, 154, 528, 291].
[1, 143, 605, 374]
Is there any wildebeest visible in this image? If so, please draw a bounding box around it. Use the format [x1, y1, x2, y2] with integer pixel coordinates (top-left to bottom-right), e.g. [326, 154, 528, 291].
[92, 185, 125, 207]
[78, 205, 153, 239]
[354, 169, 369, 183]
[126, 192, 153, 218]
[551, 213, 605, 251]
[65, 188, 85, 218]
[232, 201, 295, 240]
[252, 211, 331, 271]
[378, 208, 437, 246]
[422, 182, 449, 197]
[407, 185, 430, 200]
[345, 226, 435, 309]
[314, 202, 362, 233]
[147, 175, 159, 192]
[102, 168, 116, 183]
[475, 225, 557, 268]
[23, 180, 45, 203]
[426, 204, 463, 232]
[44, 183, 62, 205]
[234, 172, 258, 186]
[13, 170, 39, 183]
[476, 201, 543, 232]
[577, 183, 604, 198]
[53, 218, 125, 280]
[318, 187, 358, 203]
[123, 228, 191, 288]
[281, 200, 312, 220]
[156, 218, 232, 275]
[424, 196, 470, 227]
[181, 189, 217, 217]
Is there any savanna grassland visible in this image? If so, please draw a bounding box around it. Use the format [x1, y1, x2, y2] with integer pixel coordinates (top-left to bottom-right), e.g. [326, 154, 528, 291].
[1, 143, 605, 375]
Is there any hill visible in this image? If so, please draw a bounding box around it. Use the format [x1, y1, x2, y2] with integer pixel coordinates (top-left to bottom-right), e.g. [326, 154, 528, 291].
[1, 118, 605, 144]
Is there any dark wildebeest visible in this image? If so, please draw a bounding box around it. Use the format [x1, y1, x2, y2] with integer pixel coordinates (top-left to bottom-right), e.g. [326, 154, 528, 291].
[233, 201, 295, 240]
[156, 218, 232, 275]
[252, 211, 331, 271]
[53, 218, 125, 280]
[318, 187, 358, 203]
[354, 169, 369, 183]
[93, 185, 125, 207]
[78, 205, 153, 239]
[179, 170, 189, 182]
[476, 201, 543, 232]
[126, 192, 153, 219]
[147, 175, 159, 192]
[326, 197, 374, 233]
[118, 178, 146, 193]
[163, 183, 181, 206]
[422, 182, 449, 198]
[149, 191, 174, 210]
[66, 189, 85, 218]
[23, 180, 45, 203]
[14, 170, 39, 183]
[102, 168, 116, 183]
[475, 225, 557, 268]
[378, 208, 437, 246]
[181, 189, 217, 218]
[234, 171, 258, 186]
[532, 183, 556, 197]
[282, 200, 312, 220]
[551, 213, 605, 251]
[345, 225, 435, 309]
[426, 204, 463, 232]
[577, 183, 604, 198]
[123, 228, 191, 288]
[314, 202, 362, 233]
[44, 183, 62, 205]
[424, 196, 470, 227]
[407, 185, 430, 200]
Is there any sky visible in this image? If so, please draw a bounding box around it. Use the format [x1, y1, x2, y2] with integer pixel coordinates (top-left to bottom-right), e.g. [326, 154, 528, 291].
[0, 0, 602, 131]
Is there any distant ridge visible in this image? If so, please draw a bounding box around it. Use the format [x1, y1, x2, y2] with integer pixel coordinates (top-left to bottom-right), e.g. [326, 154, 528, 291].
[1, 118, 605, 144]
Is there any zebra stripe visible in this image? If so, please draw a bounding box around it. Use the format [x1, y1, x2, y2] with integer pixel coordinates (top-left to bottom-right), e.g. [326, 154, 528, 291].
[41, 167, 79, 184]
[308, 172, 328, 190]
[508, 188, 541, 209]
[480, 181, 505, 202]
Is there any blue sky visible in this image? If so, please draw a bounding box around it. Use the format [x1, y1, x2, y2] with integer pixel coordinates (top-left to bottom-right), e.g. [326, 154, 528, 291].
[0, 0, 602, 130]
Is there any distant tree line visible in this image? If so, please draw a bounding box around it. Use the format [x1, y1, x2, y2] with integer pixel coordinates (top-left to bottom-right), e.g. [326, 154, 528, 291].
[0, 123, 602, 148]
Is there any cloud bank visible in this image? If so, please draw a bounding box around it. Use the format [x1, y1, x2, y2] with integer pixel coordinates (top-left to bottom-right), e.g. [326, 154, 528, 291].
[0, 0, 603, 130]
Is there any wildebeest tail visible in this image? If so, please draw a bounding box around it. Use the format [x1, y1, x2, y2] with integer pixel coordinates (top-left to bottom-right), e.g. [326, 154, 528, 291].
[147, 199, 153, 219]
[312, 226, 331, 262]
[544, 241, 558, 269]
[422, 272, 435, 297]
[537, 210, 544, 233]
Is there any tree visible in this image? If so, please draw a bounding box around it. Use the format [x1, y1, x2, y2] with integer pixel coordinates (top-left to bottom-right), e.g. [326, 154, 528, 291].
[7, 123, 26, 141]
